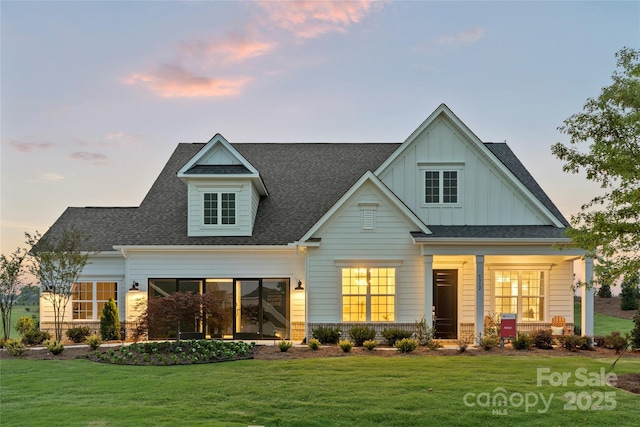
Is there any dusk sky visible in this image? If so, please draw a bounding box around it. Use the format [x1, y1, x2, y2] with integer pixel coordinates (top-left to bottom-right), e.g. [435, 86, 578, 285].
[1, 1, 638, 256]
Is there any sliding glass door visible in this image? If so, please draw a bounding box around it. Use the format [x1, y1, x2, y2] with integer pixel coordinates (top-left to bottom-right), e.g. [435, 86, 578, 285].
[234, 279, 289, 339]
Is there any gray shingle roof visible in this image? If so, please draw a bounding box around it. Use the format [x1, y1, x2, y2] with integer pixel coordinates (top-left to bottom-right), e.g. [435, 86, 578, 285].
[44, 141, 568, 251]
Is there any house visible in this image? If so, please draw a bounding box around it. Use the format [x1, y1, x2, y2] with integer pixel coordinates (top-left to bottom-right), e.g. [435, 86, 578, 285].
[39, 104, 595, 342]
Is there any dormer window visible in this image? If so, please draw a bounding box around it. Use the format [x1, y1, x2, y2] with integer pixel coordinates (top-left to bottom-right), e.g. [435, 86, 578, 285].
[204, 192, 236, 225]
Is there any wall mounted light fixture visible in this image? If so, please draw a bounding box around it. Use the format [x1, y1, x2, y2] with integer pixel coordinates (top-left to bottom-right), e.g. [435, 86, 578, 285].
[129, 281, 140, 291]
[295, 280, 304, 290]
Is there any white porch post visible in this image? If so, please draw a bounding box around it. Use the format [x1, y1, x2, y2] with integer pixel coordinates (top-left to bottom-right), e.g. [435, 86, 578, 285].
[475, 255, 485, 338]
[581, 257, 594, 337]
[423, 255, 434, 327]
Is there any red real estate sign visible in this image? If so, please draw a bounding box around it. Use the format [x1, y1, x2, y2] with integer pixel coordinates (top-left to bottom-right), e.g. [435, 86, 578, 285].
[500, 313, 516, 338]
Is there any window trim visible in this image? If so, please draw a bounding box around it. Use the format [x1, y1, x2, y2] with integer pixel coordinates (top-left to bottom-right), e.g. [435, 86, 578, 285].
[202, 191, 237, 226]
[489, 267, 550, 322]
[420, 165, 463, 207]
[340, 267, 396, 322]
[72, 280, 118, 321]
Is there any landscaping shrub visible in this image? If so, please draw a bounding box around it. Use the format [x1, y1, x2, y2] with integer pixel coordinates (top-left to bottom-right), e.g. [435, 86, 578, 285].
[44, 340, 65, 355]
[5, 339, 26, 356]
[348, 326, 376, 346]
[15, 316, 35, 336]
[278, 340, 292, 352]
[363, 339, 379, 350]
[597, 283, 612, 298]
[604, 332, 629, 353]
[311, 326, 341, 344]
[558, 335, 593, 352]
[456, 339, 469, 353]
[86, 334, 103, 350]
[381, 328, 412, 346]
[0, 338, 6, 348]
[426, 339, 443, 350]
[339, 339, 354, 353]
[477, 334, 499, 351]
[531, 329, 554, 349]
[21, 328, 50, 345]
[512, 332, 533, 350]
[631, 310, 640, 350]
[100, 298, 121, 341]
[307, 338, 321, 350]
[66, 326, 92, 343]
[394, 338, 418, 353]
[593, 336, 607, 348]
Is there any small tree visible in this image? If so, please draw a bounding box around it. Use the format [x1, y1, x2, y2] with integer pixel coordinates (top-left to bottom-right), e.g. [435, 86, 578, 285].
[596, 283, 613, 298]
[138, 291, 228, 342]
[620, 275, 640, 311]
[100, 298, 121, 341]
[0, 248, 27, 340]
[26, 228, 93, 342]
[631, 310, 640, 350]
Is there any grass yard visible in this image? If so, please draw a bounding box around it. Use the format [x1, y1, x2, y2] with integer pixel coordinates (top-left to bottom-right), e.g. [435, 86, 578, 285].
[574, 302, 634, 336]
[1, 355, 639, 426]
[1, 305, 39, 339]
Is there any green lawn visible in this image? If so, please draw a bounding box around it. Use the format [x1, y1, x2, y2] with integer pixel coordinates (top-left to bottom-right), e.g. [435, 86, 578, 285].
[1, 305, 39, 339]
[574, 303, 634, 336]
[1, 355, 639, 426]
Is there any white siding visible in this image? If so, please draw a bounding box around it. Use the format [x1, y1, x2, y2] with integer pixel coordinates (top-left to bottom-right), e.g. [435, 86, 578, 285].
[125, 248, 305, 325]
[187, 179, 254, 236]
[378, 116, 551, 226]
[306, 183, 424, 323]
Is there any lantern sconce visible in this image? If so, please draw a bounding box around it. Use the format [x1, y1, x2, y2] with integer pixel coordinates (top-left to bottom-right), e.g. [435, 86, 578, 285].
[295, 280, 304, 290]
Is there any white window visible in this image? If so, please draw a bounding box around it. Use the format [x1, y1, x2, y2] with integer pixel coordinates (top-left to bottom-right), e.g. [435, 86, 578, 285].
[342, 268, 395, 322]
[424, 169, 459, 204]
[72, 281, 118, 320]
[494, 271, 545, 321]
[204, 192, 236, 225]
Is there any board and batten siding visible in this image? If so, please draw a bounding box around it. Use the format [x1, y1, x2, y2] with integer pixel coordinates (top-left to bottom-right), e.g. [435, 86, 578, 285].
[305, 184, 425, 323]
[378, 116, 551, 226]
[187, 179, 255, 237]
[125, 248, 305, 325]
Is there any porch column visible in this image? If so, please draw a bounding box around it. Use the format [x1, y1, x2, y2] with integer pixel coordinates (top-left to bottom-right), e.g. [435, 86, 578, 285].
[475, 255, 485, 338]
[423, 255, 434, 327]
[581, 257, 594, 337]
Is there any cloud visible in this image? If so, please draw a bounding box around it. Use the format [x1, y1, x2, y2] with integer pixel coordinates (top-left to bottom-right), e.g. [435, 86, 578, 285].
[125, 63, 252, 98]
[255, 0, 384, 39]
[10, 141, 54, 152]
[178, 35, 276, 63]
[69, 151, 108, 165]
[436, 28, 485, 48]
[42, 173, 65, 181]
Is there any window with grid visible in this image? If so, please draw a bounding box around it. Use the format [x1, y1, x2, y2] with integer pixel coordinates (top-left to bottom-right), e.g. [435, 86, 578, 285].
[72, 282, 93, 320]
[72, 281, 117, 320]
[342, 268, 395, 322]
[204, 192, 236, 225]
[424, 169, 459, 204]
[494, 271, 545, 321]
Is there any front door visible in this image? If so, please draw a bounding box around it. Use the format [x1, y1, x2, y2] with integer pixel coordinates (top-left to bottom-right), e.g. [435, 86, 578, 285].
[433, 270, 458, 339]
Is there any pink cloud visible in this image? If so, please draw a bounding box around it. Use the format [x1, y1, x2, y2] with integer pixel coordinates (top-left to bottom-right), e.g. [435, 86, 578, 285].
[125, 64, 251, 98]
[255, 1, 384, 39]
[10, 141, 54, 152]
[179, 35, 276, 63]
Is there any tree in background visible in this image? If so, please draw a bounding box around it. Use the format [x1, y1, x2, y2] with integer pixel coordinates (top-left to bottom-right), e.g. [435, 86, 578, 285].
[100, 298, 121, 341]
[620, 274, 640, 311]
[0, 248, 27, 340]
[552, 47, 640, 288]
[26, 228, 93, 342]
[596, 283, 613, 298]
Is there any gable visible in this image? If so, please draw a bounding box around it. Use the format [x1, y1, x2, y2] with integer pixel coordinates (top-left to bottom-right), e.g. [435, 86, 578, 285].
[376, 105, 565, 227]
[299, 171, 430, 244]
